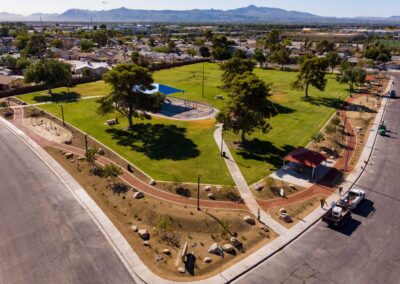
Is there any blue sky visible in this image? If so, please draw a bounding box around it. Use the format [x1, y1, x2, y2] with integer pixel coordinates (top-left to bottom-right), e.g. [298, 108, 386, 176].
[1, 0, 400, 17]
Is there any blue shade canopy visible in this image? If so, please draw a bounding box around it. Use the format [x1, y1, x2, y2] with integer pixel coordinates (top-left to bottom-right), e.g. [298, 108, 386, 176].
[133, 83, 184, 95]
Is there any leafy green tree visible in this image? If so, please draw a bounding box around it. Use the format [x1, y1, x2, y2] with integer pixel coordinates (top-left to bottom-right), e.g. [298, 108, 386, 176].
[98, 64, 165, 130]
[269, 44, 290, 69]
[85, 147, 97, 167]
[253, 49, 266, 68]
[1, 55, 17, 69]
[186, 48, 197, 57]
[326, 51, 341, 73]
[211, 35, 231, 61]
[338, 67, 366, 91]
[312, 133, 325, 146]
[217, 72, 277, 144]
[80, 39, 94, 52]
[316, 40, 335, 54]
[199, 46, 210, 58]
[16, 57, 31, 71]
[220, 57, 255, 90]
[24, 34, 46, 57]
[131, 51, 140, 64]
[24, 60, 72, 95]
[103, 163, 123, 186]
[291, 57, 328, 97]
[50, 39, 64, 48]
[232, 48, 247, 59]
[325, 124, 336, 137]
[0, 26, 9, 37]
[15, 33, 30, 50]
[92, 30, 108, 47]
[265, 29, 280, 48]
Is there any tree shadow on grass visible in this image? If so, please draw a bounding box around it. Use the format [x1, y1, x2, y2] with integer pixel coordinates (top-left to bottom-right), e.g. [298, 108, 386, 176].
[106, 123, 200, 160]
[32, 91, 81, 103]
[236, 138, 295, 171]
[272, 102, 296, 115]
[301, 96, 343, 109]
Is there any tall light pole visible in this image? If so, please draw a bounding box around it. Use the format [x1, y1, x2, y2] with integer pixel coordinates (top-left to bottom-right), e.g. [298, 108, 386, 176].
[197, 174, 201, 211]
[220, 125, 224, 157]
[60, 104, 65, 126]
[201, 62, 205, 98]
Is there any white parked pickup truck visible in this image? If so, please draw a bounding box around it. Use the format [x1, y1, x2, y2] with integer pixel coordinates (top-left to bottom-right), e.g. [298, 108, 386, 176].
[338, 188, 366, 210]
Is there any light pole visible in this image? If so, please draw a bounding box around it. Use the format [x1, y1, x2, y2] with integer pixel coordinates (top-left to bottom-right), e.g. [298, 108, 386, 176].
[60, 104, 65, 126]
[201, 62, 205, 98]
[84, 134, 88, 151]
[197, 174, 201, 211]
[220, 126, 224, 157]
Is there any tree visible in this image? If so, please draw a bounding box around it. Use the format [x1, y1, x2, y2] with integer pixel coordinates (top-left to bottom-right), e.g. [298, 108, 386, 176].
[131, 51, 140, 64]
[98, 64, 165, 130]
[15, 33, 30, 50]
[80, 39, 94, 52]
[326, 51, 341, 73]
[0, 26, 9, 37]
[1, 55, 17, 69]
[269, 44, 290, 69]
[103, 163, 123, 187]
[220, 57, 255, 90]
[316, 40, 335, 54]
[24, 34, 46, 57]
[50, 39, 64, 49]
[16, 57, 31, 72]
[186, 48, 197, 57]
[92, 30, 108, 47]
[253, 49, 266, 68]
[265, 29, 280, 48]
[216, 72, 277, 144]
[325, 124, 336, 137]
[291, 57, 328, 97]
[85, 147, 97, 167]
[232, 48, 247, 59]
[24, 60, 72, 95]
[338, 67, 366, 92]
[155, 215, 173, 239]
[199, 46, 210, 58]
[211, 35, 231, 61]
[312, 133, 325, 146]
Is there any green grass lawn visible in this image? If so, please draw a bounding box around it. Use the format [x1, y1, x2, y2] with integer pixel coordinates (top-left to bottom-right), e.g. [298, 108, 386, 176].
[39, 99, 233, 185]
[19, 63, 349, 185]
[19, 81, 112, 104]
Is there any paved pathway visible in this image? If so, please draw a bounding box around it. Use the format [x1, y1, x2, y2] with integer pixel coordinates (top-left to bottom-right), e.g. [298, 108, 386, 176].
[214, 125, 288, 236]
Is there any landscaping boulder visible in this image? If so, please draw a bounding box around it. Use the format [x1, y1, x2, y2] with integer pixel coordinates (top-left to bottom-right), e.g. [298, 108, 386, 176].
[64, 139, 72, 145]
[204, 257, 212, 263]
[207, 243, 221, 255]
[65, 152, 73, 159]
[204, 185, 211, 192]
[280, 213, 293, 223]
[138, 229, 150, 240]
[149, 179, 156, 185]
[223, 244, 235, 254]
[143, 241, 150, 246]
[229, 237, 242, 248]
[155, 254, 163, 261]
[254, 183, 263, 192]
[178, 267, 186, 274]
[162, 249, 171, 255]
[98, 148, 105, 155]
[243, 216, 256, 225]
[134, 192, 144, 199]
[207, 193, 215, 200]
[131, 225, 138, 232]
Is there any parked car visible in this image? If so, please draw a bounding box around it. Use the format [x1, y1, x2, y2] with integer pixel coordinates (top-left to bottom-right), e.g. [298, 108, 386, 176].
[322, 204, 351, 227]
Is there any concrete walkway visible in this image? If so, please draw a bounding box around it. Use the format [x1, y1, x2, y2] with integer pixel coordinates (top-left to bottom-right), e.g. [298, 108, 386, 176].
[213, 124, 288, 236]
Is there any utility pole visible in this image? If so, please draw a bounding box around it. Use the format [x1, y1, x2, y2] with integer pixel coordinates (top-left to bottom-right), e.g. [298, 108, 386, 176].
[197, 175, 201, 211]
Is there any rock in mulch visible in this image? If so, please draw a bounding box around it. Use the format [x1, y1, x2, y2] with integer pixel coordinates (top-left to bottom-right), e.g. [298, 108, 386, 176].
[178, 267, 186, 274]
[243, 216, 256, 225]
[207, 193, 215, 200]
[134, 192, 144, 199]
[230, 237, 242, 248]
[204, 185, 211, 192]
[98, 148, 105, 155]
[162, 249, 171, 255]
[223, 244, 235, 254]
[149, 179, 156, 185]
[65, 152, 73, 159]
[131, 225, 138, 232]
[208, 243, 221, 255]
[143, 241, 150, 246]
[204, 257, 212, 263]
[138, 229, 150, 240]
[155, 254, 163, 261]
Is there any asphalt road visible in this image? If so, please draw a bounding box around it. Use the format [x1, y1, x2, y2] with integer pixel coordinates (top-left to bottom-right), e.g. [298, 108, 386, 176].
[0, 124, 135, 283]
[235, 73, 400, 284]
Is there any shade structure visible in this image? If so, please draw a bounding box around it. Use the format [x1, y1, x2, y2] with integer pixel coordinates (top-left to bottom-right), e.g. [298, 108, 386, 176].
[283, 147, 327, 168]
[133, 83, 184, 96]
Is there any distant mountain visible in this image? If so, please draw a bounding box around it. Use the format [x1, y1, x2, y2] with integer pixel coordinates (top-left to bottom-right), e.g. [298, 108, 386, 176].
[0, 5, 400, 23]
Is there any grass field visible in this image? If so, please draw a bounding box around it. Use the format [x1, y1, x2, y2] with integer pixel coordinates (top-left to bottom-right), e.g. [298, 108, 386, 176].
[20, 63, 349, 185]
[39, 99, 233, 185]
[154, 63, 349, 184]
[19, 81, 112, 104]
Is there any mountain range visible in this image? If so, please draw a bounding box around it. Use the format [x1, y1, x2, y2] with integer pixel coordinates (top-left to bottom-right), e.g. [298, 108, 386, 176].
[0, 5, 399, 23]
